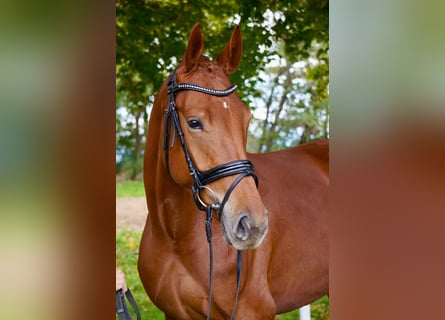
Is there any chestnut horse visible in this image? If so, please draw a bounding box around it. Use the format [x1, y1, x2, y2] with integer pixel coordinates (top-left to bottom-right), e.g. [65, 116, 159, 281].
[138, 23, 329, 319]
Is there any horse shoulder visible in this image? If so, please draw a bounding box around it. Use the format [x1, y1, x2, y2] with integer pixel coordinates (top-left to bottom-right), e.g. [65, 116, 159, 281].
[247, 140, 329, 311]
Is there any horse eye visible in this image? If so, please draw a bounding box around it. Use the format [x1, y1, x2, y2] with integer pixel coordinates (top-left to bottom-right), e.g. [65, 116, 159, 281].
[187, 119, 203, 130]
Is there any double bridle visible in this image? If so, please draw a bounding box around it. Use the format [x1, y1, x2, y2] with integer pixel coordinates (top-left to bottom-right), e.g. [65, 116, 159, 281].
[163, 69, 259, 319]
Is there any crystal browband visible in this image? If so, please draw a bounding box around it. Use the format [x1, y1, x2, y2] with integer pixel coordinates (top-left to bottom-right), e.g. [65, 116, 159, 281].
[171, 83, 238, 96]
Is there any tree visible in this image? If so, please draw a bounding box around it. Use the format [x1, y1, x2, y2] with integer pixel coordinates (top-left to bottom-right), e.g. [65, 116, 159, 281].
[252, 43, 329, 152]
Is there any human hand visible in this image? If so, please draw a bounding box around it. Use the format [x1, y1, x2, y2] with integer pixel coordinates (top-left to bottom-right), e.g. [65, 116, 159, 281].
[116, 267, 128, 292]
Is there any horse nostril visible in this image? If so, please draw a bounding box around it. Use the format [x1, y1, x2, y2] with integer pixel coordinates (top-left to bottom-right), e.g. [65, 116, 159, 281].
[234, 216, 251, 241]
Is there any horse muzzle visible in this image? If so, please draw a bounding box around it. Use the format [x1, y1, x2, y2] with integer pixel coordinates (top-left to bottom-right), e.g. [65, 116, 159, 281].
[221, 210, 269, 250]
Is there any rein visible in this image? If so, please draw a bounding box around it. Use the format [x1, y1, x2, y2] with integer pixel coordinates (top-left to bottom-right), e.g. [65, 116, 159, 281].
[163, 69, 259, 319]
[116, 289, 141, 320]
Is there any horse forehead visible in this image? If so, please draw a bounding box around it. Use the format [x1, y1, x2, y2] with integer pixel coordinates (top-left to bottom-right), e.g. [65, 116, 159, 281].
[181, 92, 246, 117]
[178, 62, 248, 114]
[180, 62, 229, 86]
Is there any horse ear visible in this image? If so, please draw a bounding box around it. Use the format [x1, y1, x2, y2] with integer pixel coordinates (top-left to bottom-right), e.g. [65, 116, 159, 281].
[217, 25, 242, 75]
[184, 23, 204, 73]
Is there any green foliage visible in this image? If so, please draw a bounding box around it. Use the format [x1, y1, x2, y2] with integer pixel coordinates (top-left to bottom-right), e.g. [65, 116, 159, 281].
[118, 157, 144, 181]
[275, 296, 329, 319]
[116, 0, 328, 99]
[310, 296, 330, 320]
[252, 53, 329, 152]
[116, 181, 145, 198]
[117, 229, 329, 319]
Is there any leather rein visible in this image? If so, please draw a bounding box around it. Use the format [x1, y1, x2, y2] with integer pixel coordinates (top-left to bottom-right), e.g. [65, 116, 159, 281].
[163, 69, 259, 319]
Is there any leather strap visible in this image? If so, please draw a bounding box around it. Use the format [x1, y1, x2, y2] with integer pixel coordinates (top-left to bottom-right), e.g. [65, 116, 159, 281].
[230, 250, 243, 320]
[205, 205, 243, 320]
[173, 82, 237, 96]
[199, 160, 258, 186]
[205, 206, 214, 320]
[116, 289, 141, 320]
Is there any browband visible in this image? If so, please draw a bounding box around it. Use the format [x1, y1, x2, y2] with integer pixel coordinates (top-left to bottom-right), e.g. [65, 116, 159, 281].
[173, 82, 238, 96]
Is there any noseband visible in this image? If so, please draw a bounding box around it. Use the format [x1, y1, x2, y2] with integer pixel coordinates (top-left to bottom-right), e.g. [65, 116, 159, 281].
[163, 69, 259, 319]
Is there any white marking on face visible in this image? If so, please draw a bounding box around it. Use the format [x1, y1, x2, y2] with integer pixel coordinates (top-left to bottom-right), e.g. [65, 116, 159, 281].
[223, 101, 228, 109]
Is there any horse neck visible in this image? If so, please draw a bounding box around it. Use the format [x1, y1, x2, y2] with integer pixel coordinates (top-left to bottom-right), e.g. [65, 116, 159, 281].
[144, 88, 203, 242]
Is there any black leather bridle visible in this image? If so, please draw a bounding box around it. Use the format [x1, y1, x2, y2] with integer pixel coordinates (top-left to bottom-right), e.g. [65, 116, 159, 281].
[163, 69, 259, 319]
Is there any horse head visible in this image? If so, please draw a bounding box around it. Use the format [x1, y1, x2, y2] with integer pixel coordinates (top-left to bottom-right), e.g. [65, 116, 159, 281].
[163, 23, 268, 250]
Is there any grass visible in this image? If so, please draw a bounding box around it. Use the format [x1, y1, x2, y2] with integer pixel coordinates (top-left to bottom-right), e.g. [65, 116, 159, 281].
[116, 229, 164, 320]
[275, 296, 329, 319]
[116, 229, 329, 319]
[116, 181, 145, 198]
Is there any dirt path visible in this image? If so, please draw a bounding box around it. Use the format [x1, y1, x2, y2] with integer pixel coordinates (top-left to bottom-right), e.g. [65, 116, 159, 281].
[116, 197, 148, 231]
